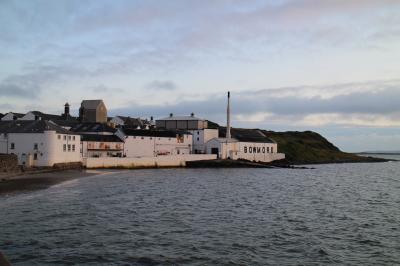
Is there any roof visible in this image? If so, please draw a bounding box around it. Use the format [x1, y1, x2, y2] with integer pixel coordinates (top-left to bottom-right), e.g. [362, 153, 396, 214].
[70, 122, 116, 133]
[219, 127, 275, 143]
[123, 129, 191, 138]
[3, 112, 25, 118]
[81, 134, 123, 142]
[116, 116, 143, 126]
[0, 113, 3, 119]
[157, 114, 204, 121]
[0, 120, 76, 134]
[30, 111, 63, 121]
[209, 137, 239, 143]
[52, 119, 80, 128]
[81, 100, 104, 109]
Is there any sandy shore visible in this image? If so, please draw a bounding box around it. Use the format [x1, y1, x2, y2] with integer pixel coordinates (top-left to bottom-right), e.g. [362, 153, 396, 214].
[0, 170, 100, 195]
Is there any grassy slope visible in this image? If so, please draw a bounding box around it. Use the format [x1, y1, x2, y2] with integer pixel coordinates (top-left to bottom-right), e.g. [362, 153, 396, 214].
[262, 130, 385, 164]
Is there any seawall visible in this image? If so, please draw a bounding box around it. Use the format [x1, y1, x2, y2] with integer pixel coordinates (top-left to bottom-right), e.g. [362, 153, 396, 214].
[84, 154, 218, 169]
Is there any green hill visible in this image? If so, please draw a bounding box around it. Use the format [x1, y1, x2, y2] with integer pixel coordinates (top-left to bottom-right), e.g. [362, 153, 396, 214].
[262, 130, 386, 164]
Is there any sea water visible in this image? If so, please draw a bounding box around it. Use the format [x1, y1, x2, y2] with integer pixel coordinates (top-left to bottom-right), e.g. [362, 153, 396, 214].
[1, 160, 400, 265]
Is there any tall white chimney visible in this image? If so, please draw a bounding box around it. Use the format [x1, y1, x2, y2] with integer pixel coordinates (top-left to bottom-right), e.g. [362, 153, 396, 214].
[226, 91, 231, 139]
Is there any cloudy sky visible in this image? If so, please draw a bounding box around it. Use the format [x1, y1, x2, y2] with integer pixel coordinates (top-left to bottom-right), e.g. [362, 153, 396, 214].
[1, 0, 400, 152]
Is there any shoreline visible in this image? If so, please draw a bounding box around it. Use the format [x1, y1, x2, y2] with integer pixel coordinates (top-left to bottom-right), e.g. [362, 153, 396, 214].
[0, 169, 99, 195]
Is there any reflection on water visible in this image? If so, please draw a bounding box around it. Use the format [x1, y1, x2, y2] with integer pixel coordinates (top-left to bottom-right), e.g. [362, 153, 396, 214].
[1, 162, 400, 265]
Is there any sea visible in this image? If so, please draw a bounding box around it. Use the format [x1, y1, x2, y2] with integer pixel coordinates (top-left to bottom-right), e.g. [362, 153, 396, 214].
[1, 155, 399, 265]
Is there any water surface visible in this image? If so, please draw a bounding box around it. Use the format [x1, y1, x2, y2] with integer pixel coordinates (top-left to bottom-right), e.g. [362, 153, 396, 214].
[1, 161, 400, 265]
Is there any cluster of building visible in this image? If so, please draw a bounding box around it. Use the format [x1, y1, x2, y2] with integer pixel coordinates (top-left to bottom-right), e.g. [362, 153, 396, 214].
[0, 94, 284, 167]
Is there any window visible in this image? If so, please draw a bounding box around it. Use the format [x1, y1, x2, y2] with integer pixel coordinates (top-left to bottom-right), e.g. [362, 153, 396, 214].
[68, 136, 71, 140]
[72, 145, 75, 152]
[63, 144, 66, 152]
[141, 137, 144, 139]
[63, 135, 66, 140]
[10, 143, 15, 149]
[197, 131, 200, 135]
[34, 143, 38, 150]
[34, 153, 38, 160]
[73, 136, 75, 140]
[197, 137, 199, 141]
[58, 135, 61, 140]
[271, 147, 274, 153]
[68, 144, 71, 152]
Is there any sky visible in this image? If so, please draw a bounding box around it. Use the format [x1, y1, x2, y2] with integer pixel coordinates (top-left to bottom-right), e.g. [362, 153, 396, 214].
[1, 0, 400, 152]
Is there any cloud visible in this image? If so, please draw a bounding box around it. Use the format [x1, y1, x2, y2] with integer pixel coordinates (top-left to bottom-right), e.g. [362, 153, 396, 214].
[144, 80, 178, 91]
[90, 84, 124, 93]
[110, 79, 400, 128]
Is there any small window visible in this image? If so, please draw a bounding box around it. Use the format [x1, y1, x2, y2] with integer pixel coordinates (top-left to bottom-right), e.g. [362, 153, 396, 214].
[68, 144, 71, 151]
[141, 137, 144, 140]
[34, 153, 38, 160]
[68, 136, 71, 140]
[72, 145, 75, 152]
[63, 135, 66, 140]
[10, 143, 15, 149]
[271, 147, 274, 153]
[73, 136, 75, 141]
[150, 137, 152, 140]
[34, 143, 38, 150]
[58, 135, 61, 140]
[197, 131, 200, 135]
[197, 137, 199, 141]
[63, 144, 66, 152]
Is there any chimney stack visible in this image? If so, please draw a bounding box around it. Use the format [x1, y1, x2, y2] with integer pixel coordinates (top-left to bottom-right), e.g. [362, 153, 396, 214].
[226, 91, 231, 139]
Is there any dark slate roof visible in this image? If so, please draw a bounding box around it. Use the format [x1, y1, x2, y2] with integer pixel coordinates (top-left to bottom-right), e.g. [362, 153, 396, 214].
[219, 127, 275, 143]
[123, 129, 191, 138]
[30, 111, 63, 121]
[118, 116, 143, 127]
[70, 122, 116, 133]
[0, 113, 3, 119]
[52, 119, 80, 128]
[81, 134, 123, 142]
[0, 120, 76, 134]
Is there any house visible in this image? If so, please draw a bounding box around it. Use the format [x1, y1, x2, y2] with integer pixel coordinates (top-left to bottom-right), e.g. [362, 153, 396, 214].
[1, 112, 25, 121]
[120, 129, 192, 157]
[156, 113, 208, 130]
[20, 111, 62, 121]
[206, 128, 284, 162]
[79, 100, 107, 123]
[0, 120, 81, 167]
[109, 116, 144, 128]
[80, 134, 124, 158]
[156, 113, 218, 153]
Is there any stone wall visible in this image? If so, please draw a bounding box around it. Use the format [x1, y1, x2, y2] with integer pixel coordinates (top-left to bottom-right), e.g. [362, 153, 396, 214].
[0, 153, 19, 173]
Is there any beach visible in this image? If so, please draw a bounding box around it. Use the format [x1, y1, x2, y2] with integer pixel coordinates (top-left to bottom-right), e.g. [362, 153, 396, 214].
[0, 170, 99, 195]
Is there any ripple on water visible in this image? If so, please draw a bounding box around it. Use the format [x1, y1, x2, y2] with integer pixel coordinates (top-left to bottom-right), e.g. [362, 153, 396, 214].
[0, 164, 400, 265]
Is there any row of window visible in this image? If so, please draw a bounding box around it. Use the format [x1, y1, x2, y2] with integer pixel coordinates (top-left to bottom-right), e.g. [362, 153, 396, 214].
[63, 144, 76, 152]
[58, 135, 76, 141]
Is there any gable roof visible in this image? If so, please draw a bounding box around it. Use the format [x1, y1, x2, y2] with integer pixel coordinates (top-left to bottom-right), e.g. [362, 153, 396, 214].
[219, 127, 275, 143]
[157, 114, 204, 121]
[123, 129, 191, 138]
[81, 100, 104, 109]
[2, 112, 25, 119]
[70, 122, 116, 133]
[29, 111, 63, 121]
[0, 120, 75, 134]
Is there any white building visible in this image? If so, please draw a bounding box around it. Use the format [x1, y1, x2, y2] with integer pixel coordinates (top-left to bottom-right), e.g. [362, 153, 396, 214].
[205, 92, 285, 163]
[0, 120, 81, 167]
[121, 129, 193, 157]
[80, 134, 124, 158]
[156, 113, 218, 154]
[1, 112, 25, 121]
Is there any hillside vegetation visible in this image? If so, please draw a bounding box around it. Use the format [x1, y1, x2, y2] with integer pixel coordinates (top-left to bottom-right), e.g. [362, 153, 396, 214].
[262, 130, 386, 164]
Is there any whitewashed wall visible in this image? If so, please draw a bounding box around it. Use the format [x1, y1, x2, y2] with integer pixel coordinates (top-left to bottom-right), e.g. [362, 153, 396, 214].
[124, 134, 193, 157]
[189, 129, 219, 153]
[0, 131, 81, 166]
[84, 154, 217, 168]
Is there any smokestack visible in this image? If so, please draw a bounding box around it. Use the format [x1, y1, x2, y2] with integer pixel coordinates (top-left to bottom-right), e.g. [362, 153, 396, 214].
[226, 91, 231, 139]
